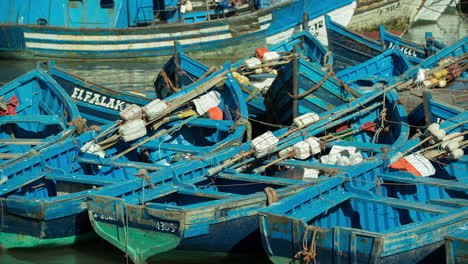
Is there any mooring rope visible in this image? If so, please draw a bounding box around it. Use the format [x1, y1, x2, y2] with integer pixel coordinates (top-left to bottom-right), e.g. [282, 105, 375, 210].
[294, 225, 322, 264]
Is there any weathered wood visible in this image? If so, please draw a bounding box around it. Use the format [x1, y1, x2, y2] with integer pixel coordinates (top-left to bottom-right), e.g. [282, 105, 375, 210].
[77, 157, 163, 171]
[0, 139, 43, 145]
[0, 153, 22, 159]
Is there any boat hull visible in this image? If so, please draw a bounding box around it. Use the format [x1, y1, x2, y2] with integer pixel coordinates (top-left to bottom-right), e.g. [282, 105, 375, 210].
[0, 0, 356, 60]
[348, 0, 424, 31]
[0, 210, 94, 250]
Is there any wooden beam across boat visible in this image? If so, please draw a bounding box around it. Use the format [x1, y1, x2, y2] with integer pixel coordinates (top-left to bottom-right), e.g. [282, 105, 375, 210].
[0, 138, 44, 145]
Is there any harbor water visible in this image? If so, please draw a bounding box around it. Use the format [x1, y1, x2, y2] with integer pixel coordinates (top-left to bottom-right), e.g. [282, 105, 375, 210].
[0, 6, 466, 264]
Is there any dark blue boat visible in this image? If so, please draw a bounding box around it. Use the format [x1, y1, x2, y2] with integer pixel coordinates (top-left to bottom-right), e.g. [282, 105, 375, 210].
[0, 62, 248, 250]
[264, 58, 360, 126]
[325, 15, 446, 71]
[259, 180, 467, 264]
[0, 131, 138, 249]
[232, 30, 334, 122]
[0, 66, 80, 165]
[154, 31, 334, 127]
[336, 48, 413, 92]
[46, 61, 155, 126]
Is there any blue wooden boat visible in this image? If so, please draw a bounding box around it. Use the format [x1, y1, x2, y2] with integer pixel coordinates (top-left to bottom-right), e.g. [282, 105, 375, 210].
[388, 111, 467, 184]
[87, 161, 314, 264]
[0, 127, 222, 250]
[399, 36, 468, 84]
[45, 61, 155, 126]
[0, 0, 356, 60]
[232, 30, 334, 121]
[154, 42, 213, 99]
[84, 79, 413, 263]
[79, 63, 248, 167]
[325, 15, 446, 71]
[336, 48, 413, 92]
[259, 181, 467, 264]
[264, 58, 361, 126]
[0, 130, 139, 249]
[154, 31, 334, 126]
[0, 66, 80, 164]
[0, 63, 248, 250]
[445, 226, 468, 264]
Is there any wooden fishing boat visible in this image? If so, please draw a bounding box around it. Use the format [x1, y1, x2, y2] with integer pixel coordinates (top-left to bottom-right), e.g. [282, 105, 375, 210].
[231, 30, 334, 122]
[0, 131, 138, 249]
[336, 48, 413, 92]
[0, 128, 229, 250]
[0, 0, 356, 60]
[45, 61, 155, 126]
[348, 0, 424, 31]
[0, 67, 80, 165]
[325, 15, 446, 71]
[259, 181, 467, 264]
[0, 63, 248, 250]
[388, 110, 467, 184]
[264, 58, 361, 126]
[154, 31, 334, 126]
[400, 36, 467, 82]
[445, 226, 468, 264]
[413, 0, 454, 23]
[87, 163, 313, 264]
[80, 63, 248, 166]
[85, 80, 411, 263]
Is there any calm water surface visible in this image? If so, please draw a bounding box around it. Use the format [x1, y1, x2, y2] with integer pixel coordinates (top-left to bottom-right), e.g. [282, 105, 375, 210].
[0, 7, 466, 264]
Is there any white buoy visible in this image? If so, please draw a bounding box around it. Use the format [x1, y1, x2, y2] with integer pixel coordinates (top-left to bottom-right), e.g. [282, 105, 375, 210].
[252, 131, 279, 157]
[292, 113, 320, 128]
[450, 149, 464, 160]
[293, 141, 311, 160]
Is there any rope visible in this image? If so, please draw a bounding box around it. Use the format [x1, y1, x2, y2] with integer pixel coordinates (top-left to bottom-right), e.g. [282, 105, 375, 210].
[264, 187, 279, 205]
[294, 226, 322, 264]
[67, 117, 89, 135]
[287, 71, 334, 99]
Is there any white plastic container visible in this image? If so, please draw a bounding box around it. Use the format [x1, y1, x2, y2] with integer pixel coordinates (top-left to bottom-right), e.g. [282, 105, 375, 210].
[119, 119, 147, 142]
[120, 104, 142, 121]
[245, 57, 262, 69]
[252, 131, 279, 157]
[292, 113, 319, 128]
[278, 146, 293, 158]
[252, 78, 275, 93]
[80, 141, 106, 158]
[263, 51, 280, 61]
[293, 141, 311, 160]
[303, 168, 320, 180]
[305, 137, 321, 155]
[193, 91, 221, 115]
[143, 99, 168, 121]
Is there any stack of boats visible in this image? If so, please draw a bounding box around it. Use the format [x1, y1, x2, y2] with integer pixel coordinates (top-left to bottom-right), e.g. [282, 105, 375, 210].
[0, 13, 467, 264]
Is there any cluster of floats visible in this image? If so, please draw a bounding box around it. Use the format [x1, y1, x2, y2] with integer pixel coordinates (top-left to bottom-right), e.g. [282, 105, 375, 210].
[0, 12, 467, 264]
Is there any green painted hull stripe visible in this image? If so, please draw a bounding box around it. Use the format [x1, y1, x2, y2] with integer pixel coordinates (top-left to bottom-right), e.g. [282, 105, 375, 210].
[0, 232, 96, 249]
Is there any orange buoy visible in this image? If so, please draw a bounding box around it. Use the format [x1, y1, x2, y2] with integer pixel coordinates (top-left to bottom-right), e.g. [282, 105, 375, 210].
[255, 47, 270, 59]
[206, 107, 223, 120]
